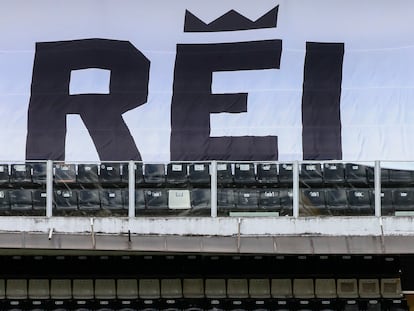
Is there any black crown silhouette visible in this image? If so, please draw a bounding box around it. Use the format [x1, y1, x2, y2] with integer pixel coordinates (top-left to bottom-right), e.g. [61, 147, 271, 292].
[184, 6, 278, 32]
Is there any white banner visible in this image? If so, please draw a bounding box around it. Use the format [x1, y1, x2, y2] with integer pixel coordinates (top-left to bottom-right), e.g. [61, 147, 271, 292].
[1, 0, 414, 162]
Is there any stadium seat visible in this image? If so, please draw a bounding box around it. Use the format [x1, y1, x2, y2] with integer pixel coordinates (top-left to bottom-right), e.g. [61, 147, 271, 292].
[32, 190, 46, 211]
[337, 279, 358, 298]
[257, 163, 278, 185]
[217, 163, 233, 185]
[190, 189, 211, 211]
[345, 163, 368, 185]
[139, 279, 160, 299]
[0, 164, 9, 183]
[279, 163, 293, 185]
[72, 279, 94, 300]
[271, 279, 293, 298]
[117, 279, 138, 300]
[205, 279, 226, 298]
[166, 163, 188, 185]
[347, 189, 372, 215]
[367, 167, 390, 184]
[234, 163, 256, 185]
[144, 163, 166, 185]
[359, 279, 380, 298]
[183, 279, 204, 298]
[381, 278, 402, 298]
[301, 189, 326, 215]
[323, 163, 345, 185]
[77, 164, 99, 184]
[32, 162, 47, 184]
[100, 189, 124, 210]
[217, 188, 236, 210]
[370, 189, 394, 216]
[300, 163, 323, 186]
[161, 279, 182, 299]
[227, 279, 248, 298]
[258, 189, 281, 212]
[145, 189, 168, 210]
[315, 279, 336, 298]
[78, 189, 100, 211]
[9, 189, 33, 211]
[188, 163, 210, 185]
[6, 279, 27, 300]
[11, 164, 32, 183]
[99, 163, 122, 184]
[293, 279, 314, 299]
[236, 189, 259, 210]
[393, 189, 414, 212]
[0, 190, 10, 212]
[249, 279, 270, 298]
[279, 189, 293, 215]
[0, 279, 4, 299]
[95, 279, 116, 300]
[50, 279, 72, 300]
[122, 162, 144, 184]
[122, 189, 146, 211]
[54, 190, 78, 211]
[54, 163, 76, 183]
[168, 189, 191, 210]
[325, 189, 348, 215]
[388, 168, 414, 185]
[28, 279, 49, 300]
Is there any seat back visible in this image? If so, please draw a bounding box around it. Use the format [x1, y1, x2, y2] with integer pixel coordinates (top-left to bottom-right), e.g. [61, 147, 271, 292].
[359, 279, 380, 298]
[271, 279, 292, 298]
[95, 279, 116, 300]
[50, 279, 72, 300]
[337, 279, 358, 298]
[72, 279, 94, 300]
[205, 279, 226, 298]
[227, 279, 248, 299]
[381, 278, 402, 298]
[315, 279, 336, 298]
[168, 189, 191, 210]
[139, 279, 160, 299]
[28, 279, 49, 300]
[293, 279, 314, 299]
[183, 279, 204, 298]
[249, 279, 270, 298]
[117, 279, 138, 300]
[161, 279, 182, 299]
[6, 279, 27, 300]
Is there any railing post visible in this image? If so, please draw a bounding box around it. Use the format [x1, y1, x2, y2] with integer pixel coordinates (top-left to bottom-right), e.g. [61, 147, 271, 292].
[211, 161, 218, 218]
[46, 160, 53, 217]
[293, 161, 300, 218]
[128, 161, 135, 218]
[374, 160, 381, 217]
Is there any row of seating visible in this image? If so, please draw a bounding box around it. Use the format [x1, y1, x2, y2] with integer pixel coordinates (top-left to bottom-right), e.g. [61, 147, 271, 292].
[3, 162, 413, 187]
[0, 278, 402, 301]
[2, 187, 414, 216]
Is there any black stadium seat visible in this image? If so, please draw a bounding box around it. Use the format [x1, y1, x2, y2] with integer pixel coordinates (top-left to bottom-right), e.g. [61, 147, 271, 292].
[99, 163, 122, 184]
[393, 189, 414, 212]
[217, 163, 233, 185]
[257, 163, 278, 185]
[32, 162, 47, 184]
[166, 163, 188, 185]
[323, 163, 345, 185]
[144, 164, 166, 185]
[0, 164, 9, 183]
[259, 189, 281, 211]
[234, 163, 256, 185]
[77, 164, 99, 184]
[54, 190, 78, 211]
[347, 189, 372, 215]
[301, 189, 326, 214]
[100, 189, 124, 210]
[345, 163, 368, 185]
[54, 164, 76, 184]
[279, 163, 293, 185]
[218, 188, 236, 210]
[121, 162, 144, 184]
[145, 189, 168, 210]
[9, 189, 33, 211]
[190, 188, 211, 211]
[300, 163, 323, 186]
[325, 188, 348, 215]
[78, 189, 100, 211]
[236, 189, 259, 210]
[10, 164, 32, 183]
[32, 190, 47, 211]
[188, 163, 210, 185]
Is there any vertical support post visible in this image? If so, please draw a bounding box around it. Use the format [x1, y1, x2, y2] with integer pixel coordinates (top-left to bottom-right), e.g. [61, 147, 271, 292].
[211, 161, 218, 218]
[46, 160, 53, 217]
[374, 160, 381, 217]
[128, 161, 135, 218]
[292, 161, 300, 218]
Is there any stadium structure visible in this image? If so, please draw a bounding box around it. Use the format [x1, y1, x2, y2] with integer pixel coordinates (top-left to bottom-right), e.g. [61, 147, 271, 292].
[1, 1, 414, 310]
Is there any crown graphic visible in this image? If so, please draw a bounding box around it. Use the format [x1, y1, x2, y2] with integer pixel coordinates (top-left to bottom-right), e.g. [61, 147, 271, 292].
[184, 6, 278, 32]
